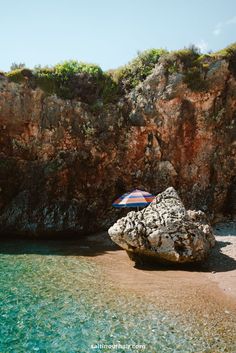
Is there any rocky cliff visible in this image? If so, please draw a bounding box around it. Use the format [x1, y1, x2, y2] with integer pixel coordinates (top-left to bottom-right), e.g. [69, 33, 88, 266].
[0, 48, 236, 236]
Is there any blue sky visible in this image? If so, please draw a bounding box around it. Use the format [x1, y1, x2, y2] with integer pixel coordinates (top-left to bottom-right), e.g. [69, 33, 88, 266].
[0, 0, 235, 71]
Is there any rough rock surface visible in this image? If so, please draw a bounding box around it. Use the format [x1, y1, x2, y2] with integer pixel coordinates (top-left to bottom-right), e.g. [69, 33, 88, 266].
[0, 56, 235, 236]
[108, 187, 215, 264]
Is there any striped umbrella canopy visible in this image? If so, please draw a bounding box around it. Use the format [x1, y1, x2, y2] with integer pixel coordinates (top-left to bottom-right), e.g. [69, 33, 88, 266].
[112, 189, 155, 208]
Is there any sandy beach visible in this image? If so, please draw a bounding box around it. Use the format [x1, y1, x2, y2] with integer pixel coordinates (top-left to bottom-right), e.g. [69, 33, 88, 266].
[86, 225, 236, 305]
[81, 223, 236, 346]
[90, 236, 236, 307]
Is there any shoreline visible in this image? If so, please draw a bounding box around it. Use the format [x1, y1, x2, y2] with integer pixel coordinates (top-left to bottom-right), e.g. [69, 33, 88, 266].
[1, 226, 235, 316]
[1, 226, 235, 309]
[0, 225, 235, 349]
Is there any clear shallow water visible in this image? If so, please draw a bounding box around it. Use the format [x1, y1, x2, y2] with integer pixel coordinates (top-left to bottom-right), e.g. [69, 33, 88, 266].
[0, 240, 233, 353]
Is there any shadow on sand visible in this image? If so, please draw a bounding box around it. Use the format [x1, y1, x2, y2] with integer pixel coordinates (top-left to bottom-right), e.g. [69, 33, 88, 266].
[133, 240, 236, 273]
[0, 233, 236, 274]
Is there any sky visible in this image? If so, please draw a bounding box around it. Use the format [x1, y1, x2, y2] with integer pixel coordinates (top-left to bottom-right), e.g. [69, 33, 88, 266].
[0, 0, 235, 72]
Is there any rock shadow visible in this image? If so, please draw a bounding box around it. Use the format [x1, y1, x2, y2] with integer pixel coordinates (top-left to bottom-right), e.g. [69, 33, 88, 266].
[133, 240, 236, 273]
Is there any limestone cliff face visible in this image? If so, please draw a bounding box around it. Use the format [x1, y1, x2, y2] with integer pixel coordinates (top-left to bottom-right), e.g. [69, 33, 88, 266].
[0, 58, 235, 236]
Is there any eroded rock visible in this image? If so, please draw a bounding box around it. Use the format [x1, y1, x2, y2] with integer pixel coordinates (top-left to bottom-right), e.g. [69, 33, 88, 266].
[108, 187, 215, 265]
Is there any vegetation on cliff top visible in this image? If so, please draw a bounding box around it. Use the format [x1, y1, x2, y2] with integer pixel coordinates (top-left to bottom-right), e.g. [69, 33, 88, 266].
[213, 42, 236, 77]
[163, 45, 209, 91]
[34, 61, 119, 104]
[6, 61, 120, 104]
[4, 43, 236, 101]
[110, 48, 168, 90]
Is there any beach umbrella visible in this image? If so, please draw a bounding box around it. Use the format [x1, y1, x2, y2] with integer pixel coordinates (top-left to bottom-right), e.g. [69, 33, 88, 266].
[112, 189, 155, 210]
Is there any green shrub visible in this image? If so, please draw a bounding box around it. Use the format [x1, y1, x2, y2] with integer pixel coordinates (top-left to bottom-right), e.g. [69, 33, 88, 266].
[6, 69, 26, 83]
[228, 46, 236, 77]
[213, 43, 236, 78]
[54, 60, 103, 79]
[113, 48, 168, 90]
[7, 68, 33, 83]
[34, 67, 57, 94]
[34, 61, 104, 88]
[165, 46, 208, 91]
[33, 60, 120, 103]
[34, 61, 102, 99]
[213, 42, 236, 57]
[100, 73, 120, 103]
[172, 45, 200, 69]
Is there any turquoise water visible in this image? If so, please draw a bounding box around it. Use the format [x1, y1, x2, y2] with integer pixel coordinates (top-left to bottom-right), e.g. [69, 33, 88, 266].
[0, 240, 233, 353]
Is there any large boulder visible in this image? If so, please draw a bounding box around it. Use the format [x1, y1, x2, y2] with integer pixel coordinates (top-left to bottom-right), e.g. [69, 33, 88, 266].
[108, 187, 215, 265]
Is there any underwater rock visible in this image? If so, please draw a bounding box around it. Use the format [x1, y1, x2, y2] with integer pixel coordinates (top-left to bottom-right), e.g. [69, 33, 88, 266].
[108, 187, 215, 265]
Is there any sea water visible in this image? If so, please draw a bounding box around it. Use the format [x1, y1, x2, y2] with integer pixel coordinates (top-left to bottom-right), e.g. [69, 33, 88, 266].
[0, 240, 233, 353]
